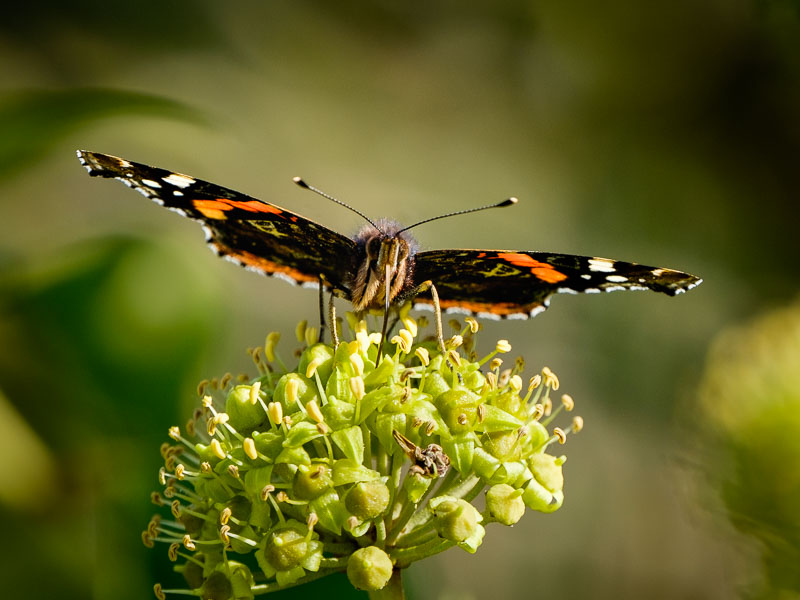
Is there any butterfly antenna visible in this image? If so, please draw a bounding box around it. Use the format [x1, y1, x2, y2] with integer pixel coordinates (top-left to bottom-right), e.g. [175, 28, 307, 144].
[293, 177, 383, 233]
[397, 197, 518, 234]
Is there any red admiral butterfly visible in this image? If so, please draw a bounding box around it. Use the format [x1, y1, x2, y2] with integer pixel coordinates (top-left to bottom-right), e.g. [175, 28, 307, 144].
[77, 150, 702, 322]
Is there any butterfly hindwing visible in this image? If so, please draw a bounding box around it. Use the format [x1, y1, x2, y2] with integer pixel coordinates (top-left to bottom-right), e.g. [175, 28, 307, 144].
[77, 151, 358, 295]
[411, 249, 702, 319]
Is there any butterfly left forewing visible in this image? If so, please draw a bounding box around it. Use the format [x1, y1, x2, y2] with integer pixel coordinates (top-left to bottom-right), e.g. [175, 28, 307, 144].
[78, 150, 358, 295]
[411, 249, 702, 319]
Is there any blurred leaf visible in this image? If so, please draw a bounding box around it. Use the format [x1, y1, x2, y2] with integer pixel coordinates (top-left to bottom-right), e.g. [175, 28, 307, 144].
[0, 88, 206, 180]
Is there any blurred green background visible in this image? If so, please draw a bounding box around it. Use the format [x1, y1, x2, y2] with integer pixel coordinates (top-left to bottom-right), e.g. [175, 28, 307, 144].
[1, 1, 799, 599]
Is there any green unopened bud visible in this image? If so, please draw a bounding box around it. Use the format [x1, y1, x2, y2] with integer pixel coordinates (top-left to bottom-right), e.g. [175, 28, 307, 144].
[435, 389, 480, 433]
[201, 571, 233, 600]
[345, 481, 390, 520]
[260, 527, 310, 572]
[274, 373, 318, 413]
[529, 453, 564, 493]
[226, 385, 266, 431]
[431, 497, 483, 542]
[299, 343, 335, 383]
[486, 484, 525, 526]
[346, 546, 393, 591]
[293, 464, 334, 500]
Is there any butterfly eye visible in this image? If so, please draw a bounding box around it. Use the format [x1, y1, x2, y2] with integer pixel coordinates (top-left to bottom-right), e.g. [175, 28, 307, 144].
[366, 236, 382, 258]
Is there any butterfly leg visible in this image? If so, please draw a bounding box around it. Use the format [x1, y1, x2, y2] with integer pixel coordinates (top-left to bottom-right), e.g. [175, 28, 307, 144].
[317, 277, 326, 343]
[328, 292, 339, 347]
[377, 264, 393, 359]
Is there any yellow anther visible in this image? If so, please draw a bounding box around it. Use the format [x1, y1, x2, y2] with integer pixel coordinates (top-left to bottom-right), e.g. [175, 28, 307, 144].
[265, 332, 280, 362]
[307, 512, 319, 530]
[295, 320, 308, 342]
[477, 404, 486, 423]
[306, 357, 323, 378]
[249, 381, 261, 405]
[202, 395, 213, 408]
[316, 422, 330, 434]
[197, 379, 209, 396]
[414, 347, 430, 366]
[572, 415, 584, 432]
[425, 421, 436, 436]
[168, 426, 180, 441]
[465, 316, 480, 333]
[283, 415, 293, 427]
[349, 353, 364, 376]
[553, 427, 567, 444]
[349, 376, 365, 400]
[447, 349, 462, 367]
[200, 462, 212, 474]
[531, 403, 545, 420]
[355, 319, 368, 334]
[285, 378, 300, 405]
[305, 326, 319, 346]
[174, 464, 185, 480]
[509, 375, 523, 391]
[220, 524, 230, 545]
[306, 400, 325, 423]
[276, 491, 289, 503]
[528, 374, 542, 391]
[346, 515, 360, 530]
[447, 335, 463, 349]
[369, 332, 382, 346]
[243, 437, 258, 460]
[561, 394, 575, 411]
[392, 329, 413, 353]
[142, 531, 154, 548]
[220, 507, 232, 525]
[206, 417, 217, 437]
[542, 366, 560, 390]
[498, 368, 511, 388]
[210, 439, 226, 460]
[228, 464, 240, 478]
[171, 500, 182, 519]
[486, 371, 497, 390]
[411, 416, 423, 428]
[355, 330, 371, 353]
[154, 583, 166, 600]
[158, 467, 167, 485]
[489, 357, 503, 371]
[543, 397, 553, 416]
[168, 542, 180, 562]
[402, 317, 418, 337]
[260, 484, 275, 501]
[496, 339, 512, 353]
[220, 373, 232, 388]
[457, 413, 468, 425]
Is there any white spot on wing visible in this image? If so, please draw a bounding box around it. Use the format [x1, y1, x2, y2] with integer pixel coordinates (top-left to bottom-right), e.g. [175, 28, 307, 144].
[581, 274, 592, 280]
[141, 178, 161, 188]
[588, 258, 616, 273]
[301, 281, 320, 290]
[173, 190, 184, 197]
[606, 275, 628, 283]
[557, 287, 578, 295]
[476, 311, 502, 321]
[163, 173, 196, 188]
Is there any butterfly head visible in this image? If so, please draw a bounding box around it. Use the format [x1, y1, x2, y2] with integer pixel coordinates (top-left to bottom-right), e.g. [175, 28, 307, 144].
[351, 220, 418, 311]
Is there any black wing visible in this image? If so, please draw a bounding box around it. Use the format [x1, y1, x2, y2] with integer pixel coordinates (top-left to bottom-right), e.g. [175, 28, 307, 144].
[412, 249, 702, 319]
[77, 151, 358, 295]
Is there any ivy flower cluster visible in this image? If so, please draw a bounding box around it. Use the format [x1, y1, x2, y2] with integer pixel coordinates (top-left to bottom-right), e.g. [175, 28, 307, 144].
[144, 310, 583, 599]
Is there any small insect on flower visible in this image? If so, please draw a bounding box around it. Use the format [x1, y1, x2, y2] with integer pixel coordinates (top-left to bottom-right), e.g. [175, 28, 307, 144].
[392, 430, 451, 478]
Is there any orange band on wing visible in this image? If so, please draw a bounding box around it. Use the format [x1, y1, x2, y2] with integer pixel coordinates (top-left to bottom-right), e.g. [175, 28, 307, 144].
[495, 252, 568, 284]
[415, 297, 540, 317]
[193, 199, 285, 220]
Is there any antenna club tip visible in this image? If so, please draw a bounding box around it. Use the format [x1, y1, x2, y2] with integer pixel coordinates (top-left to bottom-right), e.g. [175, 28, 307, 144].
[500, 197, 518, 207]
[293, 176, 309, 188]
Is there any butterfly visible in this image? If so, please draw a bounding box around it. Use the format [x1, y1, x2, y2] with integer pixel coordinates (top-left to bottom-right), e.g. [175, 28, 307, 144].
[77, 150, 702, 325]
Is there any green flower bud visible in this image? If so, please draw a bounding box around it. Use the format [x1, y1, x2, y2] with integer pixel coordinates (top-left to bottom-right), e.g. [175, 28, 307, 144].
[486, 484, 525, 525]
[293, 464, 334, 500]
[431, 497, 483, 542]
[421, 369, 450, 397]
[200, 571, 232, 600]
[273, 373, 318, 413]
[345, 481, 391, 519]
[435, 389, 480, 433]
[482, 430, 521, 461]
[225, 384, 266, 431]
[347, 546, 393, 591]
[259, 527, 310, 572]
[529, 453, 564, 493]
[298, 343, 334, 383]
